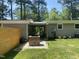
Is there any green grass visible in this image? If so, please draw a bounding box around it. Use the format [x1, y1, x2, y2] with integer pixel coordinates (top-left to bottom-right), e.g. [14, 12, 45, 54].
[2, 39, 79, 59]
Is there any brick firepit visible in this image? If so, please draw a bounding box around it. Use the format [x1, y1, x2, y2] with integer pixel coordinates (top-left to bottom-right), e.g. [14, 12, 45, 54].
[29, 36, 40, 46]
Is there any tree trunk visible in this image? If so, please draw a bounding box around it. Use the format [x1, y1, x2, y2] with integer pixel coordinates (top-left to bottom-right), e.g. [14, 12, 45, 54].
[70, 0, 73, 20]
[2, 0, 4, 20]
[11, 1, 13, 20]
[23, 4, 26, 20]
[37, 0, 40, 21]
[20, 0, 22, 20]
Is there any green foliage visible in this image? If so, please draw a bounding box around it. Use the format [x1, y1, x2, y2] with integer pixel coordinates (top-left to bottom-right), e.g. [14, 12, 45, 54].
[15, 0, 32, 20]
[58, 0, 79, 20]
[15, 5, 32, 20]
[48, 7, 72, 21]
[7, 0, 15, 20]
[0, 0, 8, 20]
[41, 8, 49, 21]
[49, 8, 59, 20]
[35, 27, 40, 34]
[60, 7, 71, 20]
[32, 0, 48, 21]
[15, 0, 48, 21]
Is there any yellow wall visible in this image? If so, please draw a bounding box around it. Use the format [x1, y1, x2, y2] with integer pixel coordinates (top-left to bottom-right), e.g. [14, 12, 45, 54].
[3, 24, 28, 39]
[0, 28, 21, 55]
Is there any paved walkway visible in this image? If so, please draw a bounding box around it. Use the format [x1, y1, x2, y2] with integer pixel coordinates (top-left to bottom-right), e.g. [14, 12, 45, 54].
[22, 41, 48, 50]
[14, 41, 48, 52]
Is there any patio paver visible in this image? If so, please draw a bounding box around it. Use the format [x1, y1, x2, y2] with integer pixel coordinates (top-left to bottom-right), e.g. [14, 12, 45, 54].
[22, 41, 48, 50]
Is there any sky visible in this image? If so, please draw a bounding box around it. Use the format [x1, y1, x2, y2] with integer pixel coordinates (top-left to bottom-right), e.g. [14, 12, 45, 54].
[46, 0, 62, 12]
[12, 0, 62, 12]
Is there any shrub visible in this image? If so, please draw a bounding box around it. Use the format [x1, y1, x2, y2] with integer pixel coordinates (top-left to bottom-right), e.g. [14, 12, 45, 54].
[69, 36, 72, 39]
[63, 36, 67, 39]
[58, 36, 62, 39]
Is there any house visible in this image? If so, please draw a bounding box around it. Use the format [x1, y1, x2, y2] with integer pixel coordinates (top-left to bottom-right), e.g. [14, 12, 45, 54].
[1, 20, 79, 55]
[0, 20, 79, 39]
[47, 20, 79, 38]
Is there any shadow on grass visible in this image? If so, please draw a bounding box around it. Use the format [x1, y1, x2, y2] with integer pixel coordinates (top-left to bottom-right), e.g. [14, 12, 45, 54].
[47, 38, 56, 41]
[0, 46, 21, 59]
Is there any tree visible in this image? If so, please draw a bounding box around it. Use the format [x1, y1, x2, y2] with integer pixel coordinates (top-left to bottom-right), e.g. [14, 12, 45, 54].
[60, 7, 71, 20]
[58, 0, 79, 20]
[16, 0, 23, 20]
[49, 8, 59, 20]
[16, 0, 32, 20]
[15, 5, 32, 20]
[32, 0, 47, 21]
[42, 8, 49, 21]
[40, 6, 49, 21]
[15, 0, 48, 21]
[22, 0, 32, 20]
[0, 0, 7, 20]
[8, 0, 15, 20]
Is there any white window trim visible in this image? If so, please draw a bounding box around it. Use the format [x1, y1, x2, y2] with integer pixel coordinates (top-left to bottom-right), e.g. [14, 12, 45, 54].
[74, 24, 79, 30]
[57, 23, 63, 30]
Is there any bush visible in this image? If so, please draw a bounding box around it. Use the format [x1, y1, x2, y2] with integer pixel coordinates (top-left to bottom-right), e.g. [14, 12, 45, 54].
[69, 36, 72, 39]
[63, 36, 67, 39]
[58, 36, 62, 39]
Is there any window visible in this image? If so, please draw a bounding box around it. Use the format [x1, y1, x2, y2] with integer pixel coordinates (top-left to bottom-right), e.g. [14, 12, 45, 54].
[75, 24, 79, 29]
[57, 24, 63, 30]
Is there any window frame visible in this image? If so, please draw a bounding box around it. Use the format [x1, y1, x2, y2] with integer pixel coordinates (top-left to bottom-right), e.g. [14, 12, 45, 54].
[57, 23, 63, 30]
[74, 24, 79, 30]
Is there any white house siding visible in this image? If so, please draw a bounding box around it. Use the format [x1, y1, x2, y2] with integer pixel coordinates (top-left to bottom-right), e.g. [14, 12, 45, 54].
[47, 23, 75, 38]
[3, 24, 28, 39]
[47, 24, 57, 38]
[56, 24, 74, 37]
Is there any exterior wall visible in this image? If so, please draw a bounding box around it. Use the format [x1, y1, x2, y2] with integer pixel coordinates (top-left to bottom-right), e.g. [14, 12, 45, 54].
[47, 24, 57, 38]
[47, 23, 75, 38]
[56, 24, 74, 37]
[3, 24, 28, 39]
[1, 22, 79, 39]
[2, 23, 79, 39]
[0, 28, 21, 55]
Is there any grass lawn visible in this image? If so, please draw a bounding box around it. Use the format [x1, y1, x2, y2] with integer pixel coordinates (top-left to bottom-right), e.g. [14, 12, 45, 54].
[2, 39, 79, 59]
